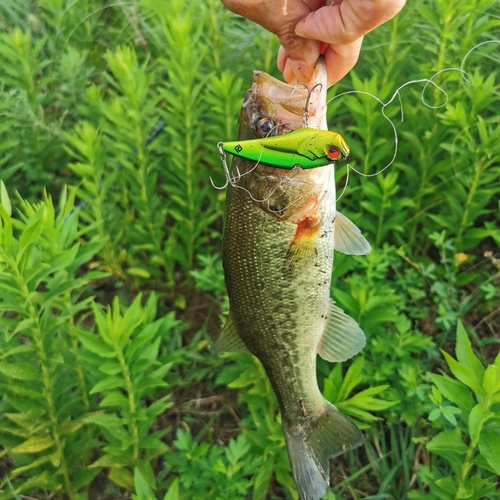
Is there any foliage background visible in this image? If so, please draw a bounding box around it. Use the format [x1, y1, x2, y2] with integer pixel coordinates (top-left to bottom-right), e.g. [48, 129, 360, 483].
[0, 0, 499, 498]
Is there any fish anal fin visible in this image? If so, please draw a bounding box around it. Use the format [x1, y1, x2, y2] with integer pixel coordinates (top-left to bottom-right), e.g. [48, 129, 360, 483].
[211, 312, 250, 353]
[334, 211, 371, 255]
[317, 299, 366, 363]
[283, 401, 362, 500]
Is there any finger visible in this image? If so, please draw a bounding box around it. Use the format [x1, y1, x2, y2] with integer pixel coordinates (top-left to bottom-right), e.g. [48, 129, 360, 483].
[278, 36, 321, 82]
[282, 58, 298, 85]
[324, 37, 363, 86]
[295, 0, 406, 44]
[302, 0, 327, 10]
[277, 45, 288, 72]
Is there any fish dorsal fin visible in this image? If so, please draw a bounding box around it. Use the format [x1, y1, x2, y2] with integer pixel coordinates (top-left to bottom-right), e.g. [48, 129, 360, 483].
[211, 312, 250, 353]
[334, 212, 371, 255]
[317, 299, 366, 362]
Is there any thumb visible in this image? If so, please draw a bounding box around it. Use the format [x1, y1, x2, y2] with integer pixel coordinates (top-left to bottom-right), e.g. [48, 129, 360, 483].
[295, 0, 406, 45]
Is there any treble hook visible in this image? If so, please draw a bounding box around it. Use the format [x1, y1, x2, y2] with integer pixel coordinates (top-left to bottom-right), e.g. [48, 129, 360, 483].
[210, 142, 239, 190]
[291, 82, 324, 127]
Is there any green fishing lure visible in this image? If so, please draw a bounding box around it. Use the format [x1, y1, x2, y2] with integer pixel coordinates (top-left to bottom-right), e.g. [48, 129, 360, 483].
[222, 127, 349, 169]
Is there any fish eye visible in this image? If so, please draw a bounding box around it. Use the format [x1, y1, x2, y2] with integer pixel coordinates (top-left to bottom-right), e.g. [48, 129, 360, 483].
[253, 117, 275, 138]
[327, 146, 340, 160]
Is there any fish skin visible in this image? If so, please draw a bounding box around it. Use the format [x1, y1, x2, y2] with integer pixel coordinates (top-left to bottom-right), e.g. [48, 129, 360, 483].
[216, 60, 368, 500]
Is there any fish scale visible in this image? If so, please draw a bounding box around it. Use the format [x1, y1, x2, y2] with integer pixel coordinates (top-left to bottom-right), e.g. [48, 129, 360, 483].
[213, 60, 372, 500]
[223, 159, 335, 420]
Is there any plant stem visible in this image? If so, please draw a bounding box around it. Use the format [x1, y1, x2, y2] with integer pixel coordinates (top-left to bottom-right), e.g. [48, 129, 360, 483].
[455, 439, 475, 500]
[117, 349, 140, 462]
[17, 274, 77, 500]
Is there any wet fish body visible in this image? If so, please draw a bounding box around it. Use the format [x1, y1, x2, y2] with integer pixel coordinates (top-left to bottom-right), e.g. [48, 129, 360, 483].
[214, 62, 371, 500]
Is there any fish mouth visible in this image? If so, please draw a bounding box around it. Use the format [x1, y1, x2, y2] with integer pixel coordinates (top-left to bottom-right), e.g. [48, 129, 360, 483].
[240, 59, 328, 140]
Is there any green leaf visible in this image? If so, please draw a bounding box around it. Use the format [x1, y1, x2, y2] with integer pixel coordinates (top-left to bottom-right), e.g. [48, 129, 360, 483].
[482, 364, 500, 397]
[17, 208, 44, 261]
[11, 436, 55, 454]
[109, 466, 134, 489]
[427, 373, 475, 413]
[127, 267, 151, 278]
[163, 478, 179, 500]
[9, 455, 52, 478]
[134, 467, 156, 499]
[100, 391, 129, 407]
[337, 356, 363, 402]
[455, 321, 485, 381]
[0, 181, 11, 216]
[99, 361, 123, 375]
[434, 477, 458, 495]
[427, 429, 467, 457]
[0, 362, 39, 380]
[0, 344, 34, 359]
[478, 429, 500, 474]
[441, 351, 483, 396]
[90, 454, 131, 468]
[252, 463, 273, 500]
[84, 413, 125, 428]
[73, 468, 101, 491]
[89, 375, 126, 394]
[74, 328, 116, 358]
[468, 404, 494, 447]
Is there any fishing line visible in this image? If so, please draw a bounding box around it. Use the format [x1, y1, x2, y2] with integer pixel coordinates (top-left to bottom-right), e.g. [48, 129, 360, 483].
[212, 79, 322, 194]
[329, 39, 500, 202]
[213, 40, 499, 211]
[212, 135, 311, 214]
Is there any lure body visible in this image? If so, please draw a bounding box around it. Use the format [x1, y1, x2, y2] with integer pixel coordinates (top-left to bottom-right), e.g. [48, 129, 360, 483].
[222, 127, 350, 169]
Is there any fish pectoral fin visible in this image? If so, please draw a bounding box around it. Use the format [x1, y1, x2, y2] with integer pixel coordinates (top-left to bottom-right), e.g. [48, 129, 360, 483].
[334, 211, 371, 255]
[317, 299, 366, 362]
[211, 312, 250, 354]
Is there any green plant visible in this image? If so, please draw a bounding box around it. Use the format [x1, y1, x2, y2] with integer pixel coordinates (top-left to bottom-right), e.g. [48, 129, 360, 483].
[0, 0, 500, 497]
[77, 294, 179, 492]
[411, 321, 500, 500]
[163, 429, 255, 499]
[0, 185, 105, 498]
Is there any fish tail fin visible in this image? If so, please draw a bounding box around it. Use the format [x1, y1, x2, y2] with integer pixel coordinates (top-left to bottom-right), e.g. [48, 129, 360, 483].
[283, 400, 362, 500]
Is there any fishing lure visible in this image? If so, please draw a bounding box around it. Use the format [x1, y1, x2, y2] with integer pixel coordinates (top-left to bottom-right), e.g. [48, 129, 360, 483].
[222, 127, 349, 170]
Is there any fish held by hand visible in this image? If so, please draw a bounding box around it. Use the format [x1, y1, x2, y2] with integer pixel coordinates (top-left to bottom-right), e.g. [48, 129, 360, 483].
[213, 59, 371, 500]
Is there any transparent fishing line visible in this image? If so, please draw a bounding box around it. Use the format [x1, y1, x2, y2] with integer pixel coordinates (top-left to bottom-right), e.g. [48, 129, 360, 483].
[213, 40, 499, 212]
[329, 39, 500, 203]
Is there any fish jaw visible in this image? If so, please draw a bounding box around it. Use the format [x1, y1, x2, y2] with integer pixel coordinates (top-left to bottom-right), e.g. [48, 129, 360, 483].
[233, 59, 334, 224]
[239, 58, 328, 140]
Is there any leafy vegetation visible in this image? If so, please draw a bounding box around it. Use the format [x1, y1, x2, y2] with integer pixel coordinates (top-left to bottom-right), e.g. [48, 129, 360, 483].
[0, 0, 499, 498]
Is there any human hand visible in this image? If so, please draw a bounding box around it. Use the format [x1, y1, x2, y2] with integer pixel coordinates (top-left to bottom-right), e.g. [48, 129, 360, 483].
[221, 0, 406, 86]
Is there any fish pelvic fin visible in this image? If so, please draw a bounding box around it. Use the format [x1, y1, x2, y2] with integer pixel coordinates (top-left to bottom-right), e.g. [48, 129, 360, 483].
[283, 402, 363, 500]
[211, 312, 251, 354]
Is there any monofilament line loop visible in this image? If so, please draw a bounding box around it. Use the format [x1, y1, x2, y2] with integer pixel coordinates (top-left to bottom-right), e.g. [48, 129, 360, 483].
[329, 39, 499, 201]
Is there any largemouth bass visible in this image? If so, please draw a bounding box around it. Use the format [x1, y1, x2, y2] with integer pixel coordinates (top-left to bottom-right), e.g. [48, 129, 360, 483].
[214, 60, 371, 500]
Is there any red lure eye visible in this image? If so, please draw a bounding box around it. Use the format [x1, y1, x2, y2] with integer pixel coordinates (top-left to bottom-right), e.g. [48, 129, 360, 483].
[327, 146, 340, 159]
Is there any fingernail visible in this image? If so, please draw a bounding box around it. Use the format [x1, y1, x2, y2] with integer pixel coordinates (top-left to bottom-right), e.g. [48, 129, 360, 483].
[295, 22, 306, 38]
